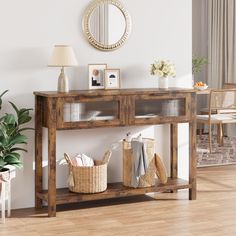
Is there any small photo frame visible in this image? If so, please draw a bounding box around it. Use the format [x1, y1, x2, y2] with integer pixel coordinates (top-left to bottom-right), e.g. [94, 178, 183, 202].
[104, 69, 120, 90]
[88, 64, 107, 89]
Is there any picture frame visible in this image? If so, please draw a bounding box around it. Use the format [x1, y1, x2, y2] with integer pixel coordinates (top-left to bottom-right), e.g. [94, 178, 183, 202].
[104, 69, 120, 90]
[88, 64, 107, 89]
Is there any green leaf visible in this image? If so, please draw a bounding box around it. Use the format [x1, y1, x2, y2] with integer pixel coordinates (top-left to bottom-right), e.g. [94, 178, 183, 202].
[0, 158, 6, 169]
[18, 127, 34, 132]
[0, 90, 8, 111]
[4, 152, 20, 160]
[0, 125, 7, 138]
[10, 147, 28, 152]
[3, 114, 16, 125]
[0, 91, 32, 169]
[0, 90, 8, 98]
[8, 134, 27, 147]
[2, 153, 23, 169]
[18, 108, 33, 115]
[4, 154, 22, 167]
[0, 116, 5, 122]
[18, 109, 32, 125]
[0, 136, 10, 149]
[0, 137, 8, 148]
[11, 163, 23, 168]
[192, 56, 208, 74]
[18, 116, 32, 125]
[9, 101, 19, 114]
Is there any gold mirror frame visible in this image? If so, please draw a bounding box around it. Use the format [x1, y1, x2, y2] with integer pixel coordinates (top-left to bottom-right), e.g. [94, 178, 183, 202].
[82, 0, 132, 51]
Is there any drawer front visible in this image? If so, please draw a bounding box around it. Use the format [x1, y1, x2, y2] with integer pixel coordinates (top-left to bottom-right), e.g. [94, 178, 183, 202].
[56, 95, 126, 129]
[129, 93, 192, 125]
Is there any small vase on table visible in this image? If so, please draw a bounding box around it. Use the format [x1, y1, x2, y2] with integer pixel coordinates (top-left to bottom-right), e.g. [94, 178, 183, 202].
[159, 77, 169, 89]
[150, 59, 176, 89]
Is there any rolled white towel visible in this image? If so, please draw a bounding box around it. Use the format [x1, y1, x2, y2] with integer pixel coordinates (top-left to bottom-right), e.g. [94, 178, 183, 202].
[73, 153, 94, 167]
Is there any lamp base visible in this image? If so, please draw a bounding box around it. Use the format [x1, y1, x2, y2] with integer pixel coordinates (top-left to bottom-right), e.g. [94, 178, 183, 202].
[58, 67, 69, 93]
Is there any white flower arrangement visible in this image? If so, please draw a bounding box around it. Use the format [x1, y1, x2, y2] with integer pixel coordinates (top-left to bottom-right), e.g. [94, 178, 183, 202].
[150, 60, 176, 78]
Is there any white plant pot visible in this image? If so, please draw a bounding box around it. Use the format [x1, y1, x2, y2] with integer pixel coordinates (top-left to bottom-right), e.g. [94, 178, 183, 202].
[159, 77, 168, 89]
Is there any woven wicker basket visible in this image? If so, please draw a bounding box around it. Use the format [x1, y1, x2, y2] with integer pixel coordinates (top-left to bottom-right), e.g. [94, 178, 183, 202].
[64, 151, 111, 193]
[123, 138, 156, 188]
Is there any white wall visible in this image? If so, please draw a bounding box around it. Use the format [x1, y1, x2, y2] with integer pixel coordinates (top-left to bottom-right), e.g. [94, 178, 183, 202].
[0, 0, 192, 209]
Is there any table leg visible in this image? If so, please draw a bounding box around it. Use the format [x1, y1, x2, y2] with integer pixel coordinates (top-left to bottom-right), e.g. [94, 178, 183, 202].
[189, 93, 197, 200]
[48, 127, 56, 217]
[7, 181, 11, 217]
[217, 123, 224, 146]
[47, 97, 57, 217]
[170, 123, 178, 193]
[1, 182, 5, 223]
[189, 121, 197, 200]
[35, 96, 43, 209]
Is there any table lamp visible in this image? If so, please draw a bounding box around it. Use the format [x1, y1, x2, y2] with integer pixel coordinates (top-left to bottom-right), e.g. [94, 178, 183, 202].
[48, 45, 78, 93]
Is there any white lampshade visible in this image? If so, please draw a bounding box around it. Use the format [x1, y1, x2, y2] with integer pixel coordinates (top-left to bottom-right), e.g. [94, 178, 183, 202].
[48, 45, 78, 67]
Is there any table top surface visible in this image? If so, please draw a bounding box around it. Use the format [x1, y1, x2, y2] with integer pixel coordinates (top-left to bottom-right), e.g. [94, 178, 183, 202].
[196, 88, 211, 94]
[34, 88, 197, 97]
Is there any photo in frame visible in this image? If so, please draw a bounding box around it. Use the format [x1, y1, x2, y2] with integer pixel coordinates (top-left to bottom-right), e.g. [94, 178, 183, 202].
[104, 69, 120, 89]
[88, 64, 107, 89]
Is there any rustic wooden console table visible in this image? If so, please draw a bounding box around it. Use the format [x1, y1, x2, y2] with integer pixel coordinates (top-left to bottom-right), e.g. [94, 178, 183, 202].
[34, 88, 197, 217]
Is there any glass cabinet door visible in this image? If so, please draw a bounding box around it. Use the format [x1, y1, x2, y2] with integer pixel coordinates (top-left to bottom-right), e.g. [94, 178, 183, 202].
[133, 95, 189, 125]
[64, 101, 118, 122]
[55, 93, 191, 128]
[57, 96, 125, 129]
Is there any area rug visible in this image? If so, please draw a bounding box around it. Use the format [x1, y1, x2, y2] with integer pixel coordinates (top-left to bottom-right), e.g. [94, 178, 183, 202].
[197, 135, 236, 167]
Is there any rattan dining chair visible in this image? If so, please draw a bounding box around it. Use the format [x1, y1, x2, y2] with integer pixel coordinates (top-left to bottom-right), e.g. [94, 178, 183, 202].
[199, 83, 236, 144]
[197, 89, 236, 153]
[199, 83, 236, 115]
[223, 83, 236, 89]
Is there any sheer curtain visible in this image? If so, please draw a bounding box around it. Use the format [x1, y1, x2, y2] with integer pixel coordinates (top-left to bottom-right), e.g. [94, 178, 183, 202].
[208, 0, 236, 88]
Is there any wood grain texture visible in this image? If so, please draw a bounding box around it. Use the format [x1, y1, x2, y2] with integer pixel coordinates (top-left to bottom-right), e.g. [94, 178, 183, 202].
[170, 124, 178, 179]
[170, 123, 178, 193]
[126, 95, 135, 125]
[37, 178, 190, 205]
[47, 98, 57, 217]
[119, 96, 126, 126]
[133, 116, 190, 126]
[4, 166, 236, 236]
[35, 96, 43, 209]
[33, 88, 196, 97]
[34, 89, 197, 217]
[189, 92, 197, 200]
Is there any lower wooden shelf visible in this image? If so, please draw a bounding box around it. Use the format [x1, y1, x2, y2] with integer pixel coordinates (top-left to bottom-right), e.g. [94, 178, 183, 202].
[37, 178, 191, 205]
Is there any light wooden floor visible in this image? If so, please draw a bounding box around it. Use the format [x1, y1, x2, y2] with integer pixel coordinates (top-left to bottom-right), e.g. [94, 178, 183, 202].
[1, 165, 236, 236]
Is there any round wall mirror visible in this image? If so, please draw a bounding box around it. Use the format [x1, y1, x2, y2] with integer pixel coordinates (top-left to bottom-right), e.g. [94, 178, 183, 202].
[83, 0, 132, 51]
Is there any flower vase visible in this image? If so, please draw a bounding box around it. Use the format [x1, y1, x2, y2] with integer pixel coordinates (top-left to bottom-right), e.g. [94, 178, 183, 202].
[159, 77, 168, 89]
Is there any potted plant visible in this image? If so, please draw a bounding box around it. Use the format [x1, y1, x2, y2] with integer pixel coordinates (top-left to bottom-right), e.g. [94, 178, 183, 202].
[192, 56, 208, 75]
[150, 60, 176, 88]
[0, 90, 32, 177]
[192, 56, 208, 86]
